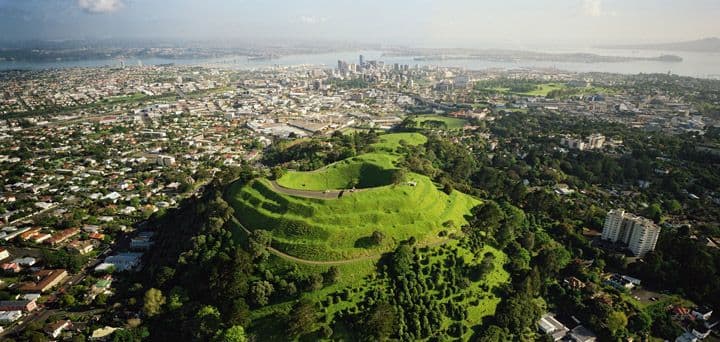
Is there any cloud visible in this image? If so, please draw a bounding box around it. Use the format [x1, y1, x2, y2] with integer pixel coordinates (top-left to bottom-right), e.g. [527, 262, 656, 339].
[298, 16, 327, 25]
[582, 0, 603, 17]
[581, 0, 618, 17]
[77, 0, 125, 14]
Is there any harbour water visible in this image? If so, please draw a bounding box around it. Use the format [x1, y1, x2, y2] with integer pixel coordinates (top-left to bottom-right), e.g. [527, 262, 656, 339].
[2, 49, 719, 79]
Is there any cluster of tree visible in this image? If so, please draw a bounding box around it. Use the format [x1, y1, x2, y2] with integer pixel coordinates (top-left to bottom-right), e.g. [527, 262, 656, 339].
[631, 229, 720, 310]
[326, 78, 370, 89]
[398, 133, 481, 197]
[397, 116, 449, 131]
[337, 240, 504, 341]
[132, 164, 341, 340]
[42, 249, 89, 273]
[464, 200, 528, 250]
[134, 168, 260, 340]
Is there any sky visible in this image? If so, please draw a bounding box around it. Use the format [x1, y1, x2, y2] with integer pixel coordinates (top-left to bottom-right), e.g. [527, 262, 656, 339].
[0, 0, 719, 48]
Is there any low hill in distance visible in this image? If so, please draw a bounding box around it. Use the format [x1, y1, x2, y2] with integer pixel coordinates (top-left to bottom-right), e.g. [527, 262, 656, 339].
[600, 37, 720, 52]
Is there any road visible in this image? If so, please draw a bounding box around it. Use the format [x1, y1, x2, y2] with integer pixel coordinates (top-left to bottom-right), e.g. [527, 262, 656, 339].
[7, 203, 59, 226]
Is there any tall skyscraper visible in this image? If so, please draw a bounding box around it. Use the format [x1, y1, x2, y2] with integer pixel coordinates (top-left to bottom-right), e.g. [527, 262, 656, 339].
[359, 55, 364, 67]
[337, 60, 349, 75]
[602, 209, 661, 257]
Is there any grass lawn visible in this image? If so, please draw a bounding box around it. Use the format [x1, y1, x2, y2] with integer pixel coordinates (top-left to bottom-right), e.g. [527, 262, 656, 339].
[411, 115, 469, 130]
[477, 83, 568, 97]
[518, 83, 566, 96]
[371, 132, 427, 152]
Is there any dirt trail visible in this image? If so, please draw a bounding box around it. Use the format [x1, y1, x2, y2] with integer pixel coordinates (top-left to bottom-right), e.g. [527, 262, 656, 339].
[269, 180, 368, 200]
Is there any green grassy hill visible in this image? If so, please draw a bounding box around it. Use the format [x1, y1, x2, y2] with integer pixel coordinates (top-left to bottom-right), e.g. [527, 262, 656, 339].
[228, 172, 480, 261]
[224, 132, 515, 340]
[226, 132, 480, 261]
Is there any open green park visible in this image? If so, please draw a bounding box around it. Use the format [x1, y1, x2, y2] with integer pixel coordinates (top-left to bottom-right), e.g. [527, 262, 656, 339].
[409, 115, 469, 130]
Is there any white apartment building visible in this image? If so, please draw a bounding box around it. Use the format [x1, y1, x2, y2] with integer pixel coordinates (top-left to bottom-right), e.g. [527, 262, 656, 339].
[156, 155, 176, 167]
[602, 209, 661, 257]
[587, 134, 606, 150]
[561, 134, 605, 151]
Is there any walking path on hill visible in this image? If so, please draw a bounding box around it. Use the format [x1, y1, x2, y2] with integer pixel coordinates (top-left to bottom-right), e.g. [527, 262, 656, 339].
[232, 217, 452, 266]
[269, 180, 369, 200]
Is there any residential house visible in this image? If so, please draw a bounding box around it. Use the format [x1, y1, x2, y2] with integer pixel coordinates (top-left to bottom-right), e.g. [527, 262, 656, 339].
[676, 332, 698, 342]
[563, 277, 586, 290]
[1, 263, 21, 273]
[19, 269, 68, 293]
[538, 313, 569, 341]
[0, 310, 22, 323]
[47, 228, 80, 246]
[96, 252, 142, 272]
[45, 320, 72, 338]
[692, 306, 713, 321]
[568, 325, 597, 342]
[11, 257, 36, 267]
[130, 231, 155, 250]
[604, 274, 636, 291]
[68, 240, 95, 255]
[0, 299, 37, 312]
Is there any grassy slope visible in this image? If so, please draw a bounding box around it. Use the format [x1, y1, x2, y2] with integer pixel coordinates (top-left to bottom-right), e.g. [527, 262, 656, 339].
[277, 132, 426, 191]
[228, 173, 480, 260]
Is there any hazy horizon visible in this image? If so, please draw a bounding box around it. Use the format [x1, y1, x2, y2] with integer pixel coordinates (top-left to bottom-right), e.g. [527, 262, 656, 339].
[1, 0, 719, 49]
